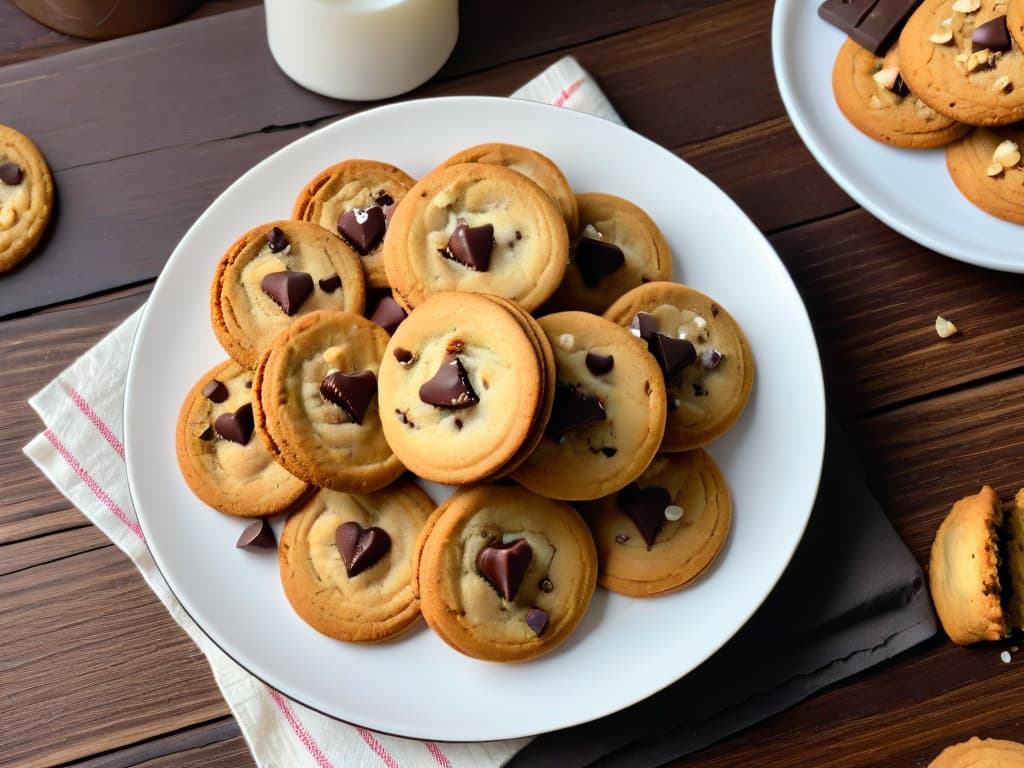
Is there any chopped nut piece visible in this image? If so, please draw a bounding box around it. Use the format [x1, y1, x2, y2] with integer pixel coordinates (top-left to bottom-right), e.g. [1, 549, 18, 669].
[993, 75, 1013, 93]
[929, 28, 954, 44]
[993, 139, 1021, 168]
[322, 346, 345, 369]
[951, 0, 981, 12]
[967, 49, 992, 71]
[987, 162, 1006, 176]
[935, 316, 959, 338]
[873, 66, 901, 89]
[869, 94, 883, 110]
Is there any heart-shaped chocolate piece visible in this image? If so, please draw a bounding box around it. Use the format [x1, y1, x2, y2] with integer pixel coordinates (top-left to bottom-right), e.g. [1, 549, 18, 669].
[546, 381, 606, 438]
[575, 236, 624, 287]
[335, 521, 391, 577]
[648, 332, 696, 383]
[444, 221, 493, 271]
[261, 270, 314, 316]
[320, 370, 377, 424]
[477, 538, 533, 601]
[213, 403, 255, 445]
[617, 483, 673, 549]
[338, 206, 386, 255]
[419, 353, 479, 409]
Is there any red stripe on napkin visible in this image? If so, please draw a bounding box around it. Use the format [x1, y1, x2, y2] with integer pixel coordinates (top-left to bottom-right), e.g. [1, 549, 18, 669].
[269, 688, 338, 768]
[61, 381, 125, 459]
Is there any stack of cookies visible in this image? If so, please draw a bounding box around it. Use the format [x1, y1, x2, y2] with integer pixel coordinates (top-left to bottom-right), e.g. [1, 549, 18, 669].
[175, 141, 755, 662]
[824, 0, 1024, 224]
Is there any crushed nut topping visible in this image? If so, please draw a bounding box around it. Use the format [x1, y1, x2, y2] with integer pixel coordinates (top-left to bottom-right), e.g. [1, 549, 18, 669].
[951, 0, 981, 12]
[935, 316, 959, 339]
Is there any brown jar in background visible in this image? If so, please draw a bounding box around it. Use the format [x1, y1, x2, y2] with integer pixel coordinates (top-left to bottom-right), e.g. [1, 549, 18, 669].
[13, 0, 206, 40]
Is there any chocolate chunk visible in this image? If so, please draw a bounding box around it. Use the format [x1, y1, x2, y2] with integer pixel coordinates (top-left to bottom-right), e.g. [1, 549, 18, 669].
[201, 379, 229, 403]
[338, 206, 386, 254]
[526, 607, 549, 636]
[368, 294, 407, 335]
[648, 333, 696, 383]
[973, 15, 1011, 52]
[893, 73, 910, 98]
[477, 538, 533, 601]
[539, 578, 553, 593]
[199, 426, 215, 441]
[444, 222, 493, 271]
[335, 521, 391, 577]
[547, 381, 606, 438]
[618, 483, 673, 549]
[236, 518, 276, 549]
[267, 226, 289, 253]
[575, 237, 625, 288]
[419, 353, 479, 409]
[214, 403, 255, 445]
[320, 370, 377, 424]
[0, 162, 23, 186]
[599, 447, 617, 457]
[585, 352, 614, 376]
[818, 0, 921, 55]
[393, 347, 414, 364]
[632, 312, 659, 340]
[261, 271, 314, 315]
[374, 192, 394, 207]
[318, 274, 342, 293]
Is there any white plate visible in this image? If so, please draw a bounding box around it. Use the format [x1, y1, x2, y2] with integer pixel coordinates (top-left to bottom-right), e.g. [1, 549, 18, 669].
[772, 1, 1023, 272]
[125, 96, 825, 741]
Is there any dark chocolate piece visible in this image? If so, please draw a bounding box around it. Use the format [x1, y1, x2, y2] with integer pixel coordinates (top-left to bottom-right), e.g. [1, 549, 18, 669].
[368, 294, 407, 335]
[374, 192, 394, 207]
[338, 206, 386, 254]
[393, 347, 414, 364]
[201, 379, 229, 403]
[261, 270, 314, 316]
[701, 347, 723, 369]
[973, 15, 1011, 52]
[267, 226, 289, 253]
[0, 162, 23, 186]
[318, 274, 342, 293]
[419, 353, 479, 409]
[444, 222, 493, 271]
[547, 381, 606, 438]
[539, 578, 554, 593]
[617, 483, 673, 549]
[320, 370, 377, 424]
[648, 332, 697, 383]
[575, 236, 625, 287]
[236, 518, 276, 549]
[214, 403, 255, 445]
[585, 352, 615, 376]
[198, 426, 215, 441]
[632, 312, 659, 340]
[526, 607, 549, 636]
[384, 201, 398, 228]
[335, 521, 391, 577]
[818, 0, 921, 55]
[893, 73, 910, 98]
[477, 538, 533, 601]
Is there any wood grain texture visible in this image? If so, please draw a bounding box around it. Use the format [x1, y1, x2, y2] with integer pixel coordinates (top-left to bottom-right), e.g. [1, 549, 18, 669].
[67, 718, 252, 768]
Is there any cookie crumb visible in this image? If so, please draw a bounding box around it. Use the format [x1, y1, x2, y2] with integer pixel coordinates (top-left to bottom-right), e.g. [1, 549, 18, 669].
[1001, 650, 1012, 663]
[935, 315, 959, 338]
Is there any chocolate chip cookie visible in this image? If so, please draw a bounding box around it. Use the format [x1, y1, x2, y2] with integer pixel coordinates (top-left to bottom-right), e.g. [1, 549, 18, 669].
[0, 125, 54, 273]
[945, 125, 1024, 223]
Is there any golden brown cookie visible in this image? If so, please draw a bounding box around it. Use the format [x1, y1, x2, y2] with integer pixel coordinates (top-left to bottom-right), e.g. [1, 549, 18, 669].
[438, 142, 579, 235]
[604, 282, 754, 452]
[253, 310, 404, 493]
[176, 359, 310, 517]
[1010, 0, 1024, 49]
[946, 126, 1024, 223]
[898, 0, 1024, 127]
[928, 736, 1024, 767]
[831, 39, 971, 148]
[542, 192, 674, 315]
[211, 220, 366, 369]
[382, 162, 569, 313]
[279, 481, 434, 643]
[0, 125, 53, 273]
[580, 450, 731, 597]
[415, 484, 597, 662]
[292, 159, 416, 289]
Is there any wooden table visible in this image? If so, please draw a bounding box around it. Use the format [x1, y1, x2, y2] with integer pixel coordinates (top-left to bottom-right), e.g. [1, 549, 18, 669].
[4, 1, 1024, 766]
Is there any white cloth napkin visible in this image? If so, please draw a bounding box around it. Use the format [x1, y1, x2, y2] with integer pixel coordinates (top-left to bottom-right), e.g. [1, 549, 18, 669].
[24, 56, 620, 768]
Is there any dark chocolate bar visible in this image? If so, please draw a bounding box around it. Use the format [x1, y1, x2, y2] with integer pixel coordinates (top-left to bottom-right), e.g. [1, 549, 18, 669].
[818, 0, 922, 55]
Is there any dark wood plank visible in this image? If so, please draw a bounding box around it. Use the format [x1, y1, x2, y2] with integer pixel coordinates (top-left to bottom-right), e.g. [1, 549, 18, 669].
[0, 523, 108, 576]
[66, 718, 253, 768]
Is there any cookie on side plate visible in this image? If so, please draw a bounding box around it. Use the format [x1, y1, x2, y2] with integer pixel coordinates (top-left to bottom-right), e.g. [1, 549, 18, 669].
[279, 481, 434, 643]
[0, 125, 54, 273]
[176, 359, 310, 517]
[945, 126, 1024, 224]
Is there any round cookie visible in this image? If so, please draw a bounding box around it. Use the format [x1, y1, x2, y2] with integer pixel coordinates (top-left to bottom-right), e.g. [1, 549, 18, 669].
[898, 0, 1024, 127]
[292, 159, 416, 289]
[604, 282, 754, 452]
[377, 291, 549, 485]
[176, 359, 310, 517]
[510, 311, 667, 501]
[211, 219, 366, 369]
[1011, 0, 1024, 49]
[928, 736, 1024, 767]
[438, 142, 580, 235]
[831, 39, 971, 148]
[415, 484, 597, 662]
[279, 481, 434, 643]
[253, 309, 404, 493]
[580, 450, 731, 597]
[382, 162, 569, 313]
[0, 125, 53, 273]
[945, 126, 1024, 223]
[541, 192, 673, 315]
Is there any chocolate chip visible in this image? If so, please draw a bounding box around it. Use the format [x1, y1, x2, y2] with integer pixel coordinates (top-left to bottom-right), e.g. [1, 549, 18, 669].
[648, 333, 696, 383]
[515, 230, 522, 240]
[320, 370, 377, 424]
[0, 162, 23, 186]
[236, 518, 276, 549]
[374, 192, 394, 207]
[393, 347, 414, 364]
[202, 379, 229, 403]
[318, 274, 342, 293]
[585, 352, 614, 376]
[454, 418, 463, 430]
[267, 226, 289, 253]
[693, 381, 707, 397]
[199, 426, 214, 441]
[526, 607, 549, 636]
[395, 408, 415, 427]
[261, 271, 314, 315]
[547, 381, 606, 438]
[477, 538, 533, 601]
[599, 447, 617, 457]
[539, 578, 553, 593]
[632, 312, 659, 340]
[575, 237, 625, 288]
[368, 294, 407, 335]
[444, 222, 493, 271]
[817, 0, 919, 55]
[973, 15, 1011, 52]
[419, 353, 479, 409]
[618, 483, 673, 550]
[338, 206, 386, 254]
[335, 521, 391, 577]
[893, 73, 910, 98]
[214, 403, 255, 445]
[701, 348, 723, 369]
